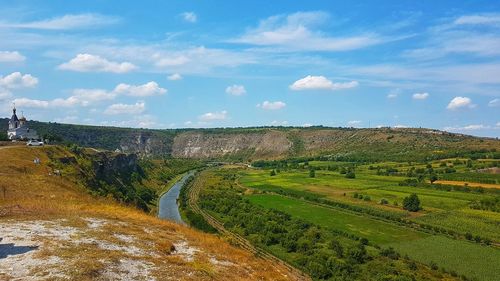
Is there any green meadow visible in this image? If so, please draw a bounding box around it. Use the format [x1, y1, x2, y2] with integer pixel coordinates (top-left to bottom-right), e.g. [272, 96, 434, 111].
[248, 194, 500, 281]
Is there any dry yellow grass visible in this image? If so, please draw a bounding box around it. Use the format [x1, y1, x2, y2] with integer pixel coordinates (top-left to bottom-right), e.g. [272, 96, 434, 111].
[434, 180, 500, 189]
[0, 145, 299, 280]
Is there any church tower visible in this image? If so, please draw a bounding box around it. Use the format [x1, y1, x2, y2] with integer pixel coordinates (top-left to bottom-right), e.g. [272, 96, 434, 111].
[8, 106, 19, 130]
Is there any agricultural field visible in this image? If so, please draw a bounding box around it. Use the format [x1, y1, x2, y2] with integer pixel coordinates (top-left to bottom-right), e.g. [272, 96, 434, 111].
[219, 158, 500, 280]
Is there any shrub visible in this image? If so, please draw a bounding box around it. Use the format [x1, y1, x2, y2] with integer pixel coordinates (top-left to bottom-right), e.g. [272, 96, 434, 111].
[345, 171, 356, 179]
[270, 170, 276, 176]
[403, 193, 421, 212]
[380, 198, 389, 205]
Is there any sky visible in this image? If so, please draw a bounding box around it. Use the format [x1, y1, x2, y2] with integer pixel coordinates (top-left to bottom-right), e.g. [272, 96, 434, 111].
[0, 1, 499, 137]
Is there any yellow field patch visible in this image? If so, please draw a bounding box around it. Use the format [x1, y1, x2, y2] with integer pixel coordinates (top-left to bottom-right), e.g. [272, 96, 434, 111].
[434, 180, 500, 189]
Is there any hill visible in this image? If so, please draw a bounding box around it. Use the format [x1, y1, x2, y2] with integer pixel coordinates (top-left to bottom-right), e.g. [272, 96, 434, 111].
[0, 145, 300, 280]
[1, 119, 499, 161]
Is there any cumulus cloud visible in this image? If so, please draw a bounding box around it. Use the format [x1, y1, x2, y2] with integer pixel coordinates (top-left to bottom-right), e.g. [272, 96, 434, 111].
[290, 75, 359, 91]
[104, 102, 145, 115]
[167, 73, 183, 81]
[257, 101, 286, 110]
[0, 51, 26, 62]
[225, 85, 246, 96]
[12, 96, 85, 109]
[412, 92, 429, 100]
[488, 98, 500, 107]
[447, 96, 475, 110]
[0, 13, 120, 30]
[58, 53, 136, 73]
[181, 12, 197, 23]
[198, 110, 228, 121]
[232, 11, 384, 51]
[11, 81, 164, 110]
[113, 81, 166, 97]
[0, 72, 38, 88]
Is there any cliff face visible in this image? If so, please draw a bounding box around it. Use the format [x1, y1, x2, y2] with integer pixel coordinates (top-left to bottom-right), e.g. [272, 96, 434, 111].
[171, 130, 291, 159]
[119, 131, 172, 158]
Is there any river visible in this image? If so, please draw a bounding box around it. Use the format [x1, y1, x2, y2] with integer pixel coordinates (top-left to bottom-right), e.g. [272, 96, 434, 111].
[158, 171, 194, 224]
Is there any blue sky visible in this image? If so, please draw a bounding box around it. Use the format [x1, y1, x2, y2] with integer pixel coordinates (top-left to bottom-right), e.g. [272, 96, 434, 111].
[0, 1, 499, 137]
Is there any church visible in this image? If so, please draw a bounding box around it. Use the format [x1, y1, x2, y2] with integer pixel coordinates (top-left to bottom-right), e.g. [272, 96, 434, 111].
[7, 106, 39, 140]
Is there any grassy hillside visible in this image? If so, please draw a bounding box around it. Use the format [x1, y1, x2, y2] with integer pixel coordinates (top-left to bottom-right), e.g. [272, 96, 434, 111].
[0, 145, 298, 280]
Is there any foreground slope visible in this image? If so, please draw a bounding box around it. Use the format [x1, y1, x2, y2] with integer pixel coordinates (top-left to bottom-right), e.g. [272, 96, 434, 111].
[0, 145, 299, 280]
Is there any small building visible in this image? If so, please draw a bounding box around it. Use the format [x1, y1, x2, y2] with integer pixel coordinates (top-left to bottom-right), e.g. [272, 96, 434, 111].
[7, 107, 39, 140]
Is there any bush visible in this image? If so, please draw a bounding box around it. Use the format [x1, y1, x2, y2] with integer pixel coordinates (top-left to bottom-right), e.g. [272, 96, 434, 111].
[380, 198, 389, 205]
[403, 193, 421, 212]
[345, 171, 356, 179]
[270, 170, 276, 176]
[309, 169, 315, 178]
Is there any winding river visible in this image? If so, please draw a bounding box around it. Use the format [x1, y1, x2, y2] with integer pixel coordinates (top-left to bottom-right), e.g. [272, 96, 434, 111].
[158, 171, 194, 224]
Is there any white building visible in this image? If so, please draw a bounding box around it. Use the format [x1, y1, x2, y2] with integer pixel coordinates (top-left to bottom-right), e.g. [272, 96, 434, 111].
[7, 107, 39, 140]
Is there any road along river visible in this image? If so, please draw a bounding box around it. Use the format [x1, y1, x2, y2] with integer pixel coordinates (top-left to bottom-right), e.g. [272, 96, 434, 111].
[158, 171, 195, 224]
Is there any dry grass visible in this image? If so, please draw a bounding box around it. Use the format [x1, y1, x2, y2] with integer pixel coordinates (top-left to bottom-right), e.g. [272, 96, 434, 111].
[434, 180, 500, 189]
[0, 145, 299, 280]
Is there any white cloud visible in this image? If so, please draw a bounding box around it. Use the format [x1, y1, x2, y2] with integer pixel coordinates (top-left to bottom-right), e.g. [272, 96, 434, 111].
[113, 81, 166, 97]
[454, 14, 500, 26]
[270, 120, 288, 126]
[11, 81, 165, 111]
[0, 89, 12, 100]
[347, 120, 362, 127]
[12, 98, 49, 108]
[0, 13, 120, 30]
[488, 98, 500, 107]
[58, 53, 136, 73]
[104, 102, 145, 115]
[0, 51, 26, 62]
[257, 101, 286, 110]
[290, 75, 359, 91]
[181, 12, 197, 23]
[302, 123, 313, 127]
[155, 56, 190, 67]
[387, 93, 398, 99]
[0, 72, 38, 88]
[71, 88, 116, 104]
[444, 124, 493, 131]
[447, 96, 474, 110]
[412, 92, 429, 100]
[226, 85, 246, 96]
[167, 73, 183, 81]
[232, 11, 384, 51]
[393, 124, 408, 128]
[198, 110, 228, 121]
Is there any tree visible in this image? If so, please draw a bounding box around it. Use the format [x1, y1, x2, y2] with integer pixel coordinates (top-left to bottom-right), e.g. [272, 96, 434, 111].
[429, 173, 438, 184]
[345, 171, 356, 179]
[403, 193, 421, 212]
[347, 243, 368, 264]
[309, 169, 315, 178]
[329, 239, 344, 258]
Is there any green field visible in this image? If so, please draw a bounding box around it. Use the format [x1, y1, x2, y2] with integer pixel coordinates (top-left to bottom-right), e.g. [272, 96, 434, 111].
[249, 194, 500, 281]
[240, 167, 500, 243]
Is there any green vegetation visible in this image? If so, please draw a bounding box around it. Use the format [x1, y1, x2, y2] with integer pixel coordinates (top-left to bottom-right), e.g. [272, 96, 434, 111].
[196, 170, 454, 280]
[228, 156, 500, 280]
[403, 193, 421, 212]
